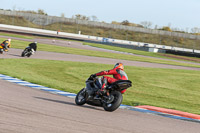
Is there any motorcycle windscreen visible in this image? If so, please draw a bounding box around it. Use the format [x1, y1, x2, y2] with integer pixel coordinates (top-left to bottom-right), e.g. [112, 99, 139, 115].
[95, 78, 102, 89]
[86, 78, 102, 95]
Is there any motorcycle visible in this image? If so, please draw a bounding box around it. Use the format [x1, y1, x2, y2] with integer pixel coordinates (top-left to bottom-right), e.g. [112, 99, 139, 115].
[75, 76, 132, 112]
[21, 47, 34, 57]
[0, 45, 8, 54]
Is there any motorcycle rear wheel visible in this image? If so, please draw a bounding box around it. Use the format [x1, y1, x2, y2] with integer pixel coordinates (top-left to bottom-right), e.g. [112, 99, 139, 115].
[21, 48, 28, 57]
[21, 52, 25, 57]
[103, 91, 122, 112]
[75, 88, 86, 105]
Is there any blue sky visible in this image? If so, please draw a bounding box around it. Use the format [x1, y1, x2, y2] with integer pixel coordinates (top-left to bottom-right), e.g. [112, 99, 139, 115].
[1, 0, 200, 31]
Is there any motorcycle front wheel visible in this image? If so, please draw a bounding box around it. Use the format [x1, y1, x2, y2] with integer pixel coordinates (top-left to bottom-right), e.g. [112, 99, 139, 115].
[103, 91, 122, 112]
[75, 88, 87, 105]
[0, 49, 3, 54]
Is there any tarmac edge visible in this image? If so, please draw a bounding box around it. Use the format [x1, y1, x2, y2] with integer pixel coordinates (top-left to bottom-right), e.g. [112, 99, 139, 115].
[136, 105, 200, 120]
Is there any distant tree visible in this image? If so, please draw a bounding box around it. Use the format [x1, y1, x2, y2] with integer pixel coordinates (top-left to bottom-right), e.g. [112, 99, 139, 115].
[73, 14, 90, 20]
[121, 20, 130, 26]
[136, 24, 144, 28]
[191, 27, 200, 33]
[154, 25, 158, 29]
[37, 9, 47, 15]
[112, 20, 142, 27]
[185, 28, 189, 33]
[111, 21, 120, 25]
[73, 14, 80, 19]
[91, 15, 98, 21]
[61, 13, 65, 18]
[160, 26, 172, 32]
[82, 15, 90, 20]
[140, 21, 152, 28]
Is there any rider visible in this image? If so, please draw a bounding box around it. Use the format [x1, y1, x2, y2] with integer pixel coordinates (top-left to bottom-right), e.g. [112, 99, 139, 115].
[1, 39, 11, 52]
[90, 63, 128, 98]
[27, 41, 37, 54]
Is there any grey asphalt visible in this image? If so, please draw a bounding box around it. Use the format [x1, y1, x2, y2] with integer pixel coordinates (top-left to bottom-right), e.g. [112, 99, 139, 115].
[1, 79, 200, 133]
[1, 48, 200, 71]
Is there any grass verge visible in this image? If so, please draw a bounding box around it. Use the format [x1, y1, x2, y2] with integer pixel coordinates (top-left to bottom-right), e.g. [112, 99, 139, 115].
[0, 58, 199, 115]
[84, 42, 168, 58]
[0, 32, 34, 39]
[84, 42, 200, 62]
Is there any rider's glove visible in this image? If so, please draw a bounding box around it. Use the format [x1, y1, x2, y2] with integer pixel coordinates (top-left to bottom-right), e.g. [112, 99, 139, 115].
[89, 74, 97, 79]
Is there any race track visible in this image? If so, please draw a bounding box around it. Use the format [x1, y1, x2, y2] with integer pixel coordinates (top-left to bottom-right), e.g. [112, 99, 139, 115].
[1, 79, 200, 133]
[1, 48, 200, 71]
[0, 37, 200, 133]
[1, 34, 200, 67]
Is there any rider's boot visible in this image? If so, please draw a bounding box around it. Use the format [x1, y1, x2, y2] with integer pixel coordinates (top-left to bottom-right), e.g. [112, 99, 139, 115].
[94, 82, 107, 100]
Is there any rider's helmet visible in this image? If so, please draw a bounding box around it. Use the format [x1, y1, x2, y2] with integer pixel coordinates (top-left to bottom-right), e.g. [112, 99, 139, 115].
[114, 62, 124, 70]
[7, 39, 11, 48]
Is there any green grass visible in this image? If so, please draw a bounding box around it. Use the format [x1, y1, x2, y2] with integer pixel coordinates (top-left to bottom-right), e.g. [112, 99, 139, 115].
[0, 32, 34, 39]
[1, 37, 200, 68]
[84, 42, 200, 63]
[0, 32, 77, 42]
[84, 42, 176, 58]
[0, 58, 199, 114]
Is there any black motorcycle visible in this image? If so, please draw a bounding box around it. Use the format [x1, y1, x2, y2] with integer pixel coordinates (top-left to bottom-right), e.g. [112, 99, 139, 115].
[21, 47, 33, 57]
[75, 76, 132, 112]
